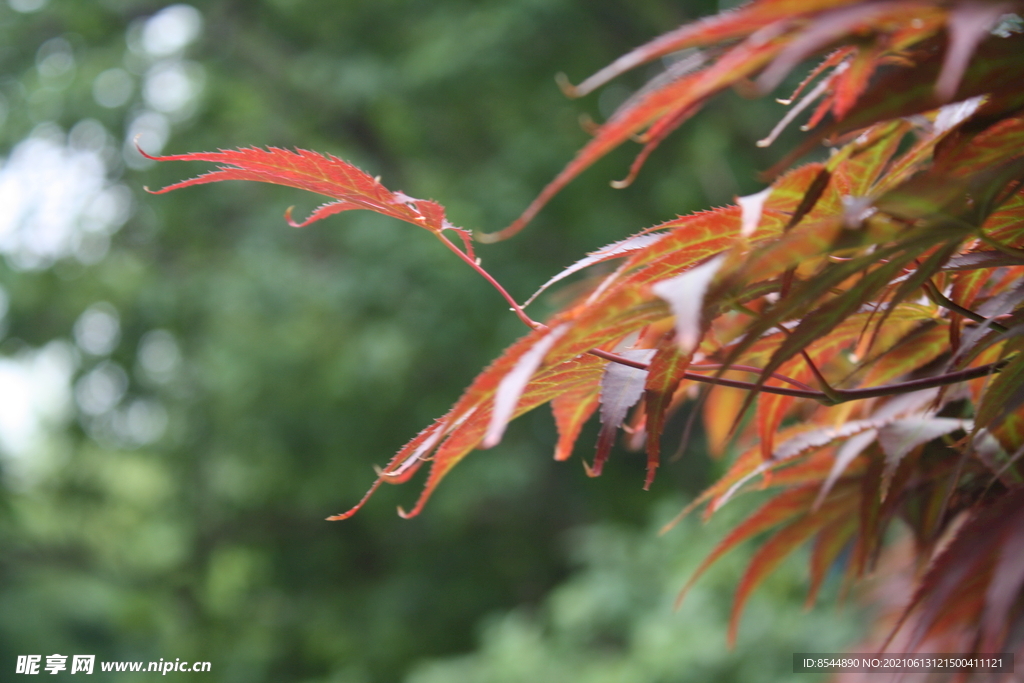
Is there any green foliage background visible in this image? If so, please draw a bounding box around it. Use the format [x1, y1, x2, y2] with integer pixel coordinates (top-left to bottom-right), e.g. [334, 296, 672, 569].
[0, 1, 863, 680]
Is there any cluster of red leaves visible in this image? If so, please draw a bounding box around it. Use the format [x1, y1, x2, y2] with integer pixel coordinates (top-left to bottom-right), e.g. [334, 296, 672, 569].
[149, 0, 1024, 664]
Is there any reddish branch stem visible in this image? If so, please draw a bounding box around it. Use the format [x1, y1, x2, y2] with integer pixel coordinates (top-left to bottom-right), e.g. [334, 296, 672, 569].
[799, 349, 843, 403]
[591, 346, 1008, 404]
[690, 362, 817, 392]
[437, 233, 541, 330]
[449, 234, 1008, 406]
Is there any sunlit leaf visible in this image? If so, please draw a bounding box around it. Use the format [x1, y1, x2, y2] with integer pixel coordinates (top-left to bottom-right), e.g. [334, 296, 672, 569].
[652, 255, 725, 354]
[677, 484, 823, 608]
[876, 417, 972, 496]
[728, 486, 858, 645]
[522, 232, 667, 308]
[642, 340, 691, 488]
[484, 325, 569, 448]
[146, 146, 458, 234]
[551, 382, 601, 462]
[588, 348, 656, 477]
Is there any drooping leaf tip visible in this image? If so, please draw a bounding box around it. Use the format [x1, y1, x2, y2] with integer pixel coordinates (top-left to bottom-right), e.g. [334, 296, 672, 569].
[474, 224, 520, 244]
[555, 72, 579, 98]
[673, 582, 696, 611]
[143, 182, 184, 196]
[134, 135, 159, 161]
[578, 113, 600, 135]
[643, 466, 657, 490]
[284, 206, 302, 227]
[658, 504, 693, 536]
[325, 476, 385, 521]
[726, 624, 739, 649]
[396, 505, 421, 519]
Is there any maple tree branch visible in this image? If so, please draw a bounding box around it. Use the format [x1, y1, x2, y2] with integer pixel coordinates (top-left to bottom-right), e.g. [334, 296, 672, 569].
[735, 305, 842, 399]
[799, 349, 844, 404]
[587, 347, 649, 369]
[447, 239, 1010, 405]
[590, 347, 1010, 402]
[437, 232, 542, 330]
[923, 278, 1009, 333]
[588, 348, 824, 397]
[830, 360, 1009, 400]
[681, 369, 822, 398]
[590, 350, 820, 394]
[689, 362, 817, 392]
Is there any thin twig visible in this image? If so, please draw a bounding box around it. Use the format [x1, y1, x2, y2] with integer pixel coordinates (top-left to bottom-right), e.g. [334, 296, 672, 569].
[690, 362, 816, 392]
[437, 232, 541, 330]
[590, 347, 1009, 403]
[452, 233, 1009, 404]
[923, 278, 1009, 332]
[800, 349, 844, 404]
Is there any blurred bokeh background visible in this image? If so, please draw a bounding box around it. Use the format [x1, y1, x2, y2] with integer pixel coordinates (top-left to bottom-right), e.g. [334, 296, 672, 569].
[0, 1, 867, 681]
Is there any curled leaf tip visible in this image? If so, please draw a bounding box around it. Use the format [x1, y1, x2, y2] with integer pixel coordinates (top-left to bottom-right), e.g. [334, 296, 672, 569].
[555, 72, 580, 98]
[674, 583, 696, 611]
[133, 135, 160, 161]
[325, 476, 384, 521]
[578, 113, 600, 135]
[658, 499, 700, 535]
[475, 221, 523, 243]
[582, 459, 603, 477]
[473, 229, 499, 244]
[610, 174, 635, 189]
[644, 466, 657, 490]
[396, 504, 422, 519]
[284, 206, 302, 227]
